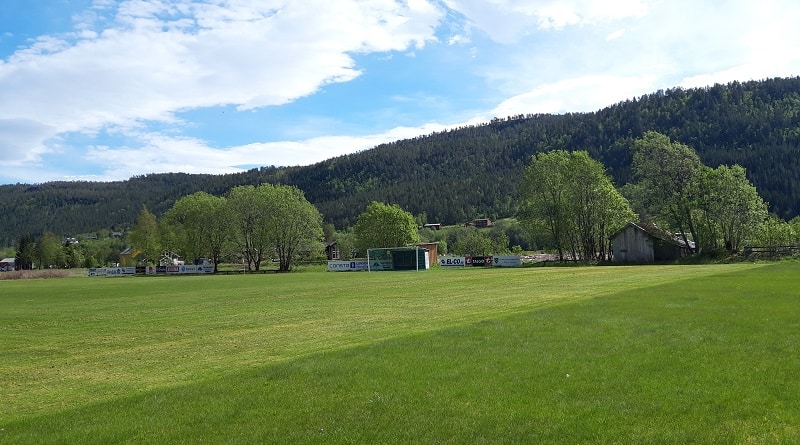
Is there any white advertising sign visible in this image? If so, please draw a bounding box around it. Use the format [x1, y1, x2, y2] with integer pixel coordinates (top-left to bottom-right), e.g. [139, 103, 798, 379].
[368, 259, 393, 271]
[88, 267, 136, 277]
[327, 260, 369, 271]
[493, 255, 522, 267]
[179, 265, 213, 274]
[439, 256, 467, 267]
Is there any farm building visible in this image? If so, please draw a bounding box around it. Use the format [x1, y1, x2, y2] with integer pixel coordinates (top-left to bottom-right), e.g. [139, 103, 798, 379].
[325, 241, 339, 260]
[0, 257, 15, 271]
[416, 242, 439, 264]
[610, 222, 691, 263]
[470, 218, 493, 228]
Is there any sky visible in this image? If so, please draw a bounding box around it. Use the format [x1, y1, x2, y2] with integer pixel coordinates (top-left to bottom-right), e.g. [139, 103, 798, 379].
[1, 0, 799, 185]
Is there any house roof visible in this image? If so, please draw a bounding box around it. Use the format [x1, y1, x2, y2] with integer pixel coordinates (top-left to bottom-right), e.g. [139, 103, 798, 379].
[610, 222, 684, 245]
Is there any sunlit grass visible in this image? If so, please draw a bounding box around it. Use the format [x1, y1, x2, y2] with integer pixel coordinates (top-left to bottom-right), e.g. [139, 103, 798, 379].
[1, 262, 798, 443]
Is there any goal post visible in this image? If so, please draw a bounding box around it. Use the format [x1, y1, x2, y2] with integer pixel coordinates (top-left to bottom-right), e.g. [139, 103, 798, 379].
[366, 246, 429, 272]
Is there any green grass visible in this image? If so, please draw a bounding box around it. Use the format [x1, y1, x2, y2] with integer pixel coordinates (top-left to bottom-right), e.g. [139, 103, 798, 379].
[1, 263, 799, 443]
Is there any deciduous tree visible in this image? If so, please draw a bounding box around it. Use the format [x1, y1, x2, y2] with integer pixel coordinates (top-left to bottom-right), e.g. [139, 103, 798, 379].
[265, 185, 324, 272]
[15, 234, 35, 270]
[163, 192, 232, 272]
[227, 185, 273, 271]
[631, 131, 702, 252]
[354, 202, 420, 251]
[130, 206, 161, 265]
[519, 150, 634, 261]
[34, 231, 64, 269]
[692, 164, 768, 251]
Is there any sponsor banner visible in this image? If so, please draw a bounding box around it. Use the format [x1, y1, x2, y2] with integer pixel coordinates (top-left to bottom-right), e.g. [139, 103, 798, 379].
[327, 260, 369, 272]
[369, 259, 393, 271]
[90, 265, 212, 276]
[439, 256, 466, 267]
[89, 267, 136, 277]
[469, 255, 494, 266]
[179, 264, 213, 274]
[493, 255, 522, 267]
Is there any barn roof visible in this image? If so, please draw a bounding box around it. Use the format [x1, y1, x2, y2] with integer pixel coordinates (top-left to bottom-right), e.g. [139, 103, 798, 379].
[610, 222, 683, 245]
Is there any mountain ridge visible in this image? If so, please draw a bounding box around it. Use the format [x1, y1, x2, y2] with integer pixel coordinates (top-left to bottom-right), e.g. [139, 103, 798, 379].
[2, 76, 800, 246]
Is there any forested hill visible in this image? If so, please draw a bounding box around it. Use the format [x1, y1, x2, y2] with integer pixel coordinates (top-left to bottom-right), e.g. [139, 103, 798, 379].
[2, 76, 800, 246]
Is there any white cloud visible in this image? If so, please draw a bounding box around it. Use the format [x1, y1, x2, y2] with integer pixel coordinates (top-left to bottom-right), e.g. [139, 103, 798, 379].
[84, 123, 452, 180]
[489, 75, 657, 117]
[0, 0, 444, 164]
[0, 118, 56, 164]
[3, 0, 800, 184]
[606, 29, 624, 41]
[442, 0, 648, 43]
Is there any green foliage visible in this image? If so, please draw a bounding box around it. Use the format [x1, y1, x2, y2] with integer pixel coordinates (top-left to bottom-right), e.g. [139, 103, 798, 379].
[753, 214, 795, 247]
[354, 202, 420, 250]
[632, 131, 703, 250]
[14, 234, 35, 270]
[227, 185, 275, 271]
[160, 184, 326, 272]
[130, 206, 161, 265]
[63, 244, 85, 269]
[450, 226, 493, 256]
[332, 229, 357, 260]
[162, 192, 232, 272]
[519, 150, 635, 260]
[265, 185, 324, 272]
[33, 232, 65, 269]
[790, 216, 800, 244]
[692, 164, 768, 251]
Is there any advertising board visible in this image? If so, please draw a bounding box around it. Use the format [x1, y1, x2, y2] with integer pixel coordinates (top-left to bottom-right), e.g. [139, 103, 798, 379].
[438, 256, 467, 267]
[368, 259, 393, 271]
[493, 255, 523, 267]
[468, 255, 494, 266]
[88, 267, 136, 277]
[327, 260, 369, 272]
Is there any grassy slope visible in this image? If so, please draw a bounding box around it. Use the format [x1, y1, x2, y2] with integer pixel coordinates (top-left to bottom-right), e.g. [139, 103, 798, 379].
[1, 263, 798, 443]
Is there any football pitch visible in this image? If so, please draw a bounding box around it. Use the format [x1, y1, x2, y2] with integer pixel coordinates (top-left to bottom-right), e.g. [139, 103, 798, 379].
[1, 262, 798, 444]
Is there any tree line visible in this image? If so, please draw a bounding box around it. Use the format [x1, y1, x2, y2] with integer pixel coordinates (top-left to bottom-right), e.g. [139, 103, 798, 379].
[14, 130, 800, 271]
[3, 77, 800, 251]
[517, 131, 798, 261]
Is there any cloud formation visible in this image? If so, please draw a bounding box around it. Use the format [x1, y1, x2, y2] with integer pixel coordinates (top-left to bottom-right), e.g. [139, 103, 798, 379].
[0, 0, 799, 184]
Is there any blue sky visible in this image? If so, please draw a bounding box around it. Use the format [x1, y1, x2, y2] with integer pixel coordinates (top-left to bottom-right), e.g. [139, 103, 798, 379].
[2, 0, 799, 185]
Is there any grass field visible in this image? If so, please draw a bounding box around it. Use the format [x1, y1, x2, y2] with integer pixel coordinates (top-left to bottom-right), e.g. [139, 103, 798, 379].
[1, 262, 799, 444]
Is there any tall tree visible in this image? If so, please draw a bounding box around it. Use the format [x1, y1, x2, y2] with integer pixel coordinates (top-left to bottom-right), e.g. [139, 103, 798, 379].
[163, 192, 231, 272]
[692, 164, 768, 251]
[519, 150, 634, 261]
[227, 185, 273, 271]
[519, 150, 572, 260]
[34, 231, 64, 269]
[130, 206, 161, 266]
[632, 131, 703, 252]
[264, 185, 324, 272]
[753, 215, 795, 252]
[354, 202, 420, 251]
[449, 226, 493, 256]
[15, 234, 35, 270]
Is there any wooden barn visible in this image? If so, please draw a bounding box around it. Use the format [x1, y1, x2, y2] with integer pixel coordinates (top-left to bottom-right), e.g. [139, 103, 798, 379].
[610, 222, 690, 263]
